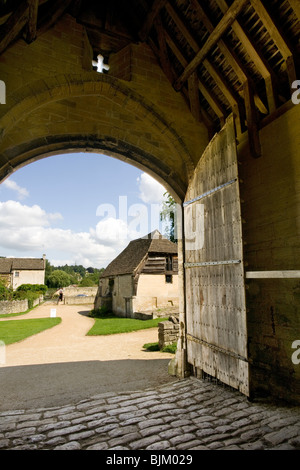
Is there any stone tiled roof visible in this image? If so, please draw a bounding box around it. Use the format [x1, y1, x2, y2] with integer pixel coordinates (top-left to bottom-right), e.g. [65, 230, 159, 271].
[101, 231, 177, 278]
[0, 258, 45, 274]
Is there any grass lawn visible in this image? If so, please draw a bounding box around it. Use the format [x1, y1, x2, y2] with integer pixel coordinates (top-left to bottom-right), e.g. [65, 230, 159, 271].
[0, 317, 61, 345]
[87, 315, 168, 336]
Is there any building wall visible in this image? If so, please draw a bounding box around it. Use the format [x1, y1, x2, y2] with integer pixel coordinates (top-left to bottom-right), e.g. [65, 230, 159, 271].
[134, 274, 179, 312]
[111, 274, 133, 317]
[239, 103, 300, 403]
[12, 270, 45, 290]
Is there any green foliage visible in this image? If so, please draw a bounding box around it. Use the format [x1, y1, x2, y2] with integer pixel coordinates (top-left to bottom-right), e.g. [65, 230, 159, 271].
[143, 341, 177, 354]
[143, 342, 160, 351]
[89, 306, 112, 318]
[16, 284, 47, 294]
[79, 277, 96, 287]
[160, 192, 177, 243]
[162, 342, 177, 354]
[45, 259, 104, 287]
[47, 270, 72, 288]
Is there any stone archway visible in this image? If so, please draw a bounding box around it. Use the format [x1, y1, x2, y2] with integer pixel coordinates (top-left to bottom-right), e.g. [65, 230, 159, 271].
[0, 72, 204, 201]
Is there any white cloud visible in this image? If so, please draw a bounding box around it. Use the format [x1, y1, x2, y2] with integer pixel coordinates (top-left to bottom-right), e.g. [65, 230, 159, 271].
[0, 173, 169, 269]
[137, 172, 166, 204]
[92, 217, 141, 247]
[2, 179, 29, 200]
[0, 200, 62, 228]
[0, 200, 129, 268]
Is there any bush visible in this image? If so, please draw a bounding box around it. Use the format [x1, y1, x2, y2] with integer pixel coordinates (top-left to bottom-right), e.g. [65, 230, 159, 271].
[162, 342, 177, 354]
[143, 341, 177, 354]
[16, 284, 47, 294]
[89, 306, 113, 318]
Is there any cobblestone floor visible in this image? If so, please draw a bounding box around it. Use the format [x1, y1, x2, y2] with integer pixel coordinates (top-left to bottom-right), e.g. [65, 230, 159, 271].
[1, 377, 299, 451]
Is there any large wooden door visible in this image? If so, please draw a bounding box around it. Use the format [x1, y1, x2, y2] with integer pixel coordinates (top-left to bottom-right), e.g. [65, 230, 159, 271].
[183, 116, 249, 396]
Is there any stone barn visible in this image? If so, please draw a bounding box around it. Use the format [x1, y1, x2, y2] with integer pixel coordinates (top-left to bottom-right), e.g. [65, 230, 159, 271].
[94, 230, 179, 317]
[0, 0, 299, 404]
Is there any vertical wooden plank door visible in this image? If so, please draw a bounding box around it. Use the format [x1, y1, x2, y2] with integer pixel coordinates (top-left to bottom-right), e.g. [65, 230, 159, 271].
[184, 116, 249, 396]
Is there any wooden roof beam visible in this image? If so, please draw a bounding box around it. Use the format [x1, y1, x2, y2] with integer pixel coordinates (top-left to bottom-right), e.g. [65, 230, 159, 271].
[154, 14, 174, 83]
[243, 79, 261, 158]
[215, 0, 277, 113]
[139, 0, 168, 41]
[203, 58, 243, 134]
[191, 0, 268, 115]
[250, 0, 296, 87]
[173, 0, 249, 91]
[198, 78, 226, 126]
[165, 31, 225, 129]
[26, 0, 39, 43]
[38, 0, 73, 34]
[287, 0, 300, 23]
[188, 72, 201, 122]
[0, 2, 29, 55]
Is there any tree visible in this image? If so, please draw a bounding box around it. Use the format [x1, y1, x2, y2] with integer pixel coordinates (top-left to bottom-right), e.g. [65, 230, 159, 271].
[47, 270, 72, 288]
[160, 192, 177, 243]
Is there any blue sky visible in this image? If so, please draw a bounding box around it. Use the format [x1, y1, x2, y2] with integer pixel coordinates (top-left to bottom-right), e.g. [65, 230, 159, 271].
[0, 153, 169, 268]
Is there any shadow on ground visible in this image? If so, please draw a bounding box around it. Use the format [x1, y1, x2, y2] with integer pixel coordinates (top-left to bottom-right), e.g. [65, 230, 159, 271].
[0, 359, 177, 411]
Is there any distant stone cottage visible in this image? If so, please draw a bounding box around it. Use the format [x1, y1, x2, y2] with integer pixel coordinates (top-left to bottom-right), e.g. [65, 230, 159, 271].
[0, 256, 46, 290]
[94, 231, 178, 318]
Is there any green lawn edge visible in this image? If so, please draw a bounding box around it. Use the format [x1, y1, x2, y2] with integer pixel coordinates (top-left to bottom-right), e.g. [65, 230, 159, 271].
[86, 316, 168, 336]
[0, 317, 62, 345]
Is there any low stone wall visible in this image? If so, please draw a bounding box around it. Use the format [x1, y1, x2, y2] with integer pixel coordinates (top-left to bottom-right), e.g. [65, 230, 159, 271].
[0, 299, 28, 315]
[0, 296, 43, 315]
[62, 287, 98, 297]
[158, 316, 180, 349]
[64, 296, 95, 305]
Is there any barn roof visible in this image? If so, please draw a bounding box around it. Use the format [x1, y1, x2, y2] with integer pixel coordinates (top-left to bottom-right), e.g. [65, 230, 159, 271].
[0, 1, 299, 158]
[101, 230, 177, 277]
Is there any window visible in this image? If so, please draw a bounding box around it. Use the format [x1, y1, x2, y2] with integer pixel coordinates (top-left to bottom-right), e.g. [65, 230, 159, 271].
[166, 256, 173, 271]
[14, 272, 19, 277]
[165, 274, 173, 283]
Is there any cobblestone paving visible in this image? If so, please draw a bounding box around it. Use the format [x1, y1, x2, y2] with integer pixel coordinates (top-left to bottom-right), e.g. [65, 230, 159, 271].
[1, 377, 299, 450]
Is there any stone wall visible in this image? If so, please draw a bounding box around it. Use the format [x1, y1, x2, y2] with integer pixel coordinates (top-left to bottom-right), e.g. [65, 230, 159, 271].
[0, 296, 43, 315]
[62, 287, 98, 297]
[64, 296, 95, 305]
[158, 316, 180, 350]
[239, 104, 300, 403]
[0, 299, 28, 315]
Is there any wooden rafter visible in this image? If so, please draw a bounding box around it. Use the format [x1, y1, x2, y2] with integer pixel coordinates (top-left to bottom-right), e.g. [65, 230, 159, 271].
[38, 0, 73, 34]
[198, 78, 226, 126]
[288, 0, 300, 23]
[203, 58, 242, 135]
[173, 0, 249, 91]
[243, 79, 261, 158]
[139, 0, 167, 41]
[250, 0, 296, 87]
[154, 14, 174, 83]
[0, 2, 29, 55]
[215, 0, 277, 113]
[190, 0, 268, 116]
[188, 72, 201, 122]
[26, 0, 39, 43]
[164, 29, 225, 129]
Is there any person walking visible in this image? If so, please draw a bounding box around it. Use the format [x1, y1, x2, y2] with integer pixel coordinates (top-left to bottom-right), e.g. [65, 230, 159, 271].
[57, 288, 63, 304]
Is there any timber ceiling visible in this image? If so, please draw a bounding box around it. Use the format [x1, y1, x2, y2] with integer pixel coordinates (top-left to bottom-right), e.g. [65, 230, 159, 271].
[0, 0, 299, 157]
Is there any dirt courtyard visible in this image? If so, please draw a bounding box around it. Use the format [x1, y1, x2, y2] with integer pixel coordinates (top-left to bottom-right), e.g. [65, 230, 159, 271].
[0, 302, 176, 411]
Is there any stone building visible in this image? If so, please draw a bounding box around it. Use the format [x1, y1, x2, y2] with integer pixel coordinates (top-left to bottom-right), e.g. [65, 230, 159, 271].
[0, 1, 299, 403]
[94, 231, 178, 318]
[0, 256, 46, 290]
